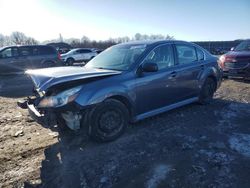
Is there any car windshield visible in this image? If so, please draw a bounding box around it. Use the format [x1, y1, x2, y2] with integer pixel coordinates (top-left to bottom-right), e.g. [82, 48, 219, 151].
[63, 49, 76, 54]
[85, 44, 147, 71]
[234, 40, 250, 51]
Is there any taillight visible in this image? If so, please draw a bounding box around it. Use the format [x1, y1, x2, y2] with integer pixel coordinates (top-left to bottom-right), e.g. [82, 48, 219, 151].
[58, 53, 61, 60]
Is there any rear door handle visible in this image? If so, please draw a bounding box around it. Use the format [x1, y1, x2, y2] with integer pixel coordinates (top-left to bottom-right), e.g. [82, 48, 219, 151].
[170, 71, 177, 78]
[200, 64, 205, 70]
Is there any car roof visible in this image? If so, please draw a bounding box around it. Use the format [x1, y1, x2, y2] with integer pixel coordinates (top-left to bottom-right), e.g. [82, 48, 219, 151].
[0, 45, 53, 49]
[73, 48, 93, 50]
[119, 40, 175, 45]
[115, 40, 193, 48]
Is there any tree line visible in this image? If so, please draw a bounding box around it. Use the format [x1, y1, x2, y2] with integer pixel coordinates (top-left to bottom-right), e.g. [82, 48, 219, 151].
[0, 31, 174, 49]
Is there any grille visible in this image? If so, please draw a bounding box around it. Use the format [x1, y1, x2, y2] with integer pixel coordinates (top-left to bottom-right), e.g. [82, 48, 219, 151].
[224, 61, 249, 69]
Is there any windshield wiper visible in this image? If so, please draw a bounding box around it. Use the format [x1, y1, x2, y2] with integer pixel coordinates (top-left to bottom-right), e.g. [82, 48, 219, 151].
[94, 67, 123, 71]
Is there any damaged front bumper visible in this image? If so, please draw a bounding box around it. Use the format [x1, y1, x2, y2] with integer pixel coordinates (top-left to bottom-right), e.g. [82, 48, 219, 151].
[18, 97, 88, 131]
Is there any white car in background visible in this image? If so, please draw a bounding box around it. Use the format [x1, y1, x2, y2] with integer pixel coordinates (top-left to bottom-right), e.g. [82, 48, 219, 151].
[61, 48, 97, 65]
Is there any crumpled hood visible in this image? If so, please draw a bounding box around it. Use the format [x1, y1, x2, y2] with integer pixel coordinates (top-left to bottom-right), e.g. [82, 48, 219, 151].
[26, 66, 122, 92]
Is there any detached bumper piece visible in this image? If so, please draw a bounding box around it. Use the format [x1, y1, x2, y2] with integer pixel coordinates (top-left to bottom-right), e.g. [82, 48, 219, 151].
[27, 102, 43, 117]
[17, 98, 84, 131]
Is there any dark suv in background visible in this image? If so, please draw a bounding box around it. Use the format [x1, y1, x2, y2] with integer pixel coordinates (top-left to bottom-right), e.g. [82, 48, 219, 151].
[0, 45, 61, 75]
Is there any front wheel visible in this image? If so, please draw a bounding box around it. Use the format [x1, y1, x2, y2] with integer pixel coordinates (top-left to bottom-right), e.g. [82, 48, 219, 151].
[66, 58, 74, 66]
[198, 78, 216, 105]
[87, 99, 129, 142]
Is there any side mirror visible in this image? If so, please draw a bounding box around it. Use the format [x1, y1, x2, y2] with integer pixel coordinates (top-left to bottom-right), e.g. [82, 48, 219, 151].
[142, 62, 158, 72]
[230, 47, 235, 51]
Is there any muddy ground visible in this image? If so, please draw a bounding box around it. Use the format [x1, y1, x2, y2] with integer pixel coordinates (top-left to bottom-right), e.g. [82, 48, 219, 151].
[0, 74, 250, 188]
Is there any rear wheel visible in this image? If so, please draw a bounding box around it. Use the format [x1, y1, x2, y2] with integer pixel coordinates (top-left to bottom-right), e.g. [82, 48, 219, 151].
[198, 78, 216, 105]
[42, 61, 54, 68]
[87, 99, 129, 142]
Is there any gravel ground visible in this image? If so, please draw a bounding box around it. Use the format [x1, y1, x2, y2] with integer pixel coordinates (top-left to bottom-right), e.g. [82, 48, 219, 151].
[0, 75, 250, 188]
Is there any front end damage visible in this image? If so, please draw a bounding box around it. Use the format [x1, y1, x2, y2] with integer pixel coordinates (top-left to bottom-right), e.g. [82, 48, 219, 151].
[18, 67, 121, 131]
[61, 111, 82, 130]
[18, 90, 87, 131]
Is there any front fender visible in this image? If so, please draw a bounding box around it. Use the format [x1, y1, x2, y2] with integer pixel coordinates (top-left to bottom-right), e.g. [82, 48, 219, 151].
[75, 84, 135, 108]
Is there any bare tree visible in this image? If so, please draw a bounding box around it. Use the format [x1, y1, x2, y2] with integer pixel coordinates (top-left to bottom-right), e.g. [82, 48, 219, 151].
[0, 34, 5, 47]
[165, 35, 174, 40]
[9, 31, 38, 45]
[10, 31, 27, 45]
[134, 33, 142, 40]
[25, 37, 39, 45]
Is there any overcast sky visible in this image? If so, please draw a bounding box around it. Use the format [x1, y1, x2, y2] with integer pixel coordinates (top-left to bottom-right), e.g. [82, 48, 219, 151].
[0, 0, 249, 42]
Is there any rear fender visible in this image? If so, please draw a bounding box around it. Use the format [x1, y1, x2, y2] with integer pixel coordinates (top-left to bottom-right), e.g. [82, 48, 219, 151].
[198, 66, 221, 90]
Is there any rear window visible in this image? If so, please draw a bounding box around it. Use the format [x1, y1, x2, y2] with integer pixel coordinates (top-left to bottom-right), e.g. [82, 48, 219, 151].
[38, 46, 56, 55]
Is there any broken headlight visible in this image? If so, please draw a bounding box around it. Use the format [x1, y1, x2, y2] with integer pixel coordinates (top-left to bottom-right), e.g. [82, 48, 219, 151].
[38, 86, 82, 108]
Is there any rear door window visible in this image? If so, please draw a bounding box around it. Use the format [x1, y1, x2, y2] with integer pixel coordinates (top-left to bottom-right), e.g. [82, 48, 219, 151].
[176, 44, 197, 65]
[39, 46, 55, 55]
[31, 47, 40, 56]
[19, 47, 31, 56]
[81, 49, 92, 53]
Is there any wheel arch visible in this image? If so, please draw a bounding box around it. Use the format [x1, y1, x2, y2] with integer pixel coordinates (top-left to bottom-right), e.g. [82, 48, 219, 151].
[199, 67, 218, 90]
[67, 57, 75, 61]
[106, 95, 135, 121]
[207, 75, 217, 90]
[41, 60, 56, 67]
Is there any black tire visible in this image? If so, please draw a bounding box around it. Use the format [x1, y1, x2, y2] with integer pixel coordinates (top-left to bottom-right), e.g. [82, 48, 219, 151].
[43, 61, 54, 68]
[87, 99, 129, 142]
[66, 58, 74, 66]
[198, 77, 216, 105]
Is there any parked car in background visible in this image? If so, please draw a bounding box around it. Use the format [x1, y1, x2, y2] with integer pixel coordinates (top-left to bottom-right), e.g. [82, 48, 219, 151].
[19, 40, 222, 142]
[47, 42, 72, 54]
[61, 48, 98, 65]
[219, 39, 250, 78]
[0, 45, 61, 75]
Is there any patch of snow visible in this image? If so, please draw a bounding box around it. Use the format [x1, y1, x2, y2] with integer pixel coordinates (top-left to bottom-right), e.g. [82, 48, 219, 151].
[146, 164, 171, 188]
[229, 133, 250, 157]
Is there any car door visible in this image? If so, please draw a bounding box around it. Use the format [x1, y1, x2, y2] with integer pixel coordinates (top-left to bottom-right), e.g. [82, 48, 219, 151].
[173, 43, 204, 100]
[17, 46, 32, 71]
[0, 47, 20, 73]
[81, 49, 92, 61]
[135, 44, 180, 115]
[27, 46, 41, 68]
[73, 50, 83, 61]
